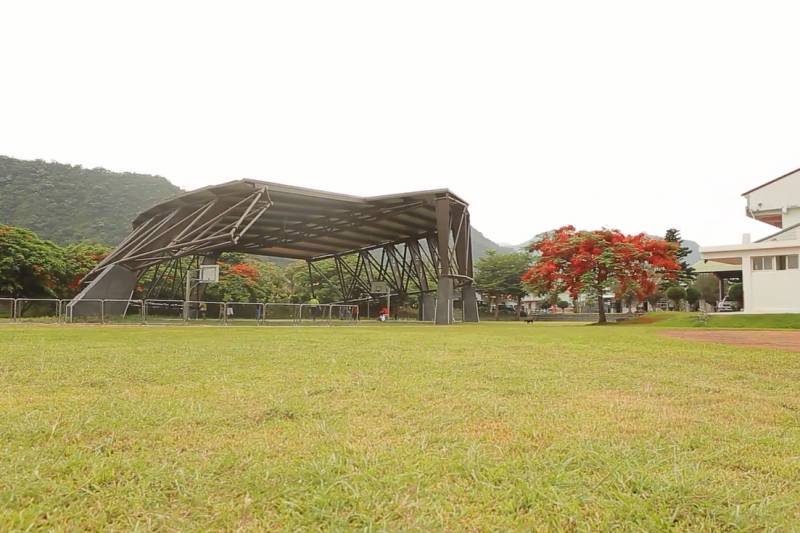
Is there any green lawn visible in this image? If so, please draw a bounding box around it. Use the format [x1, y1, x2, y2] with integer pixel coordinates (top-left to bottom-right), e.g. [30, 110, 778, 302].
[634, 312, 800, 330]
[2, 323, 800, 531]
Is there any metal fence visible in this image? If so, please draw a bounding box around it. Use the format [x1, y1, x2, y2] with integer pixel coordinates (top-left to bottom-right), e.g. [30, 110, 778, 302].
[0, 298, 367, 327]
[0, 298, 14, 323]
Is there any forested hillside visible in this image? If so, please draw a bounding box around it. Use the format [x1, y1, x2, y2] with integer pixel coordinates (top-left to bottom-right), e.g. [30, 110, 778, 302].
[0, 156, 181, 245]
[0, 156, 512, 262]
[471, 228, 515, 257]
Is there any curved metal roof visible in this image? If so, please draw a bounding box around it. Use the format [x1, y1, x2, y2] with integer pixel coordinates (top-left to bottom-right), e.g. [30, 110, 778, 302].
[91, 179, 469, 275]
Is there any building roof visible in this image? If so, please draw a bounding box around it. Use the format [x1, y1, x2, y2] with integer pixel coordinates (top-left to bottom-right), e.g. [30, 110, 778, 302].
[691, 260, 742, 275]
[755, 221, 800, 243]
[90, 179, 470, 278]
[742, 166, 800, 196]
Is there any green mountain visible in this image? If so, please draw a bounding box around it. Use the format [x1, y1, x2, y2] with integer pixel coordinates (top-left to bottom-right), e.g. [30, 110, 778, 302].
[471, 228, 516, 257]
[0, 156, 181, 245]
[0, 156, 512, 264]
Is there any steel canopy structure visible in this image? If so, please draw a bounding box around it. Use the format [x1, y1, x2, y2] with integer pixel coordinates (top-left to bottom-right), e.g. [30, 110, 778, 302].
[69, 179, 479, 324]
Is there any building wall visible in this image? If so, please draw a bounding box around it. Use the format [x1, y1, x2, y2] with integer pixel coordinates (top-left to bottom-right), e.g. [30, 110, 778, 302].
[747, 170, 800, 213]
[742, 246, 800, 313]
[782, 210, 800, 228]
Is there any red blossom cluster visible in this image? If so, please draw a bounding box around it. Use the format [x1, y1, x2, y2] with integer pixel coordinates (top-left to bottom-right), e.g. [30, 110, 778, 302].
[227, 263, 259, 280]
[523, 226, 681, 301]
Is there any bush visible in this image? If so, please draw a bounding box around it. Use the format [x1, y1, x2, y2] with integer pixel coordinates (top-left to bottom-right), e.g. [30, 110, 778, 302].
[728, 283, 744, 307]
[666, 286, 687, 310]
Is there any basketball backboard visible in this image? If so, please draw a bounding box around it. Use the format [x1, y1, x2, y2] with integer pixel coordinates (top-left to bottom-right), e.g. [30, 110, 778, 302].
[370, 281, 389, 293]
[198, 264, 220, 283]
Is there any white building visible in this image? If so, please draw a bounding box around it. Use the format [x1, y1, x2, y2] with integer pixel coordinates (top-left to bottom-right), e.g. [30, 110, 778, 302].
[700, 167, 800, 313]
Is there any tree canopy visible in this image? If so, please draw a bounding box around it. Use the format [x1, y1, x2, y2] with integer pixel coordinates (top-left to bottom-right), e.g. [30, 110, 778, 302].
[474, 251, 532, 320]
[666, 286, 687, 309]
[523, 226, 682, 323]
[0, 156, 182, 246]
[662, 228, 696, 287]
[0, 224, 67, 299]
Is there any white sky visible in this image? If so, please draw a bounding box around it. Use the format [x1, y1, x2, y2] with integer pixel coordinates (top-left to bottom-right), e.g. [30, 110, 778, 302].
[3, 1, 799, 247]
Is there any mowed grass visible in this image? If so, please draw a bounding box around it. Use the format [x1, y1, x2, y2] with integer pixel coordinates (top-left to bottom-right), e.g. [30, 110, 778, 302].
[632, 312, 800, 330]
[2, 324, 800, 532]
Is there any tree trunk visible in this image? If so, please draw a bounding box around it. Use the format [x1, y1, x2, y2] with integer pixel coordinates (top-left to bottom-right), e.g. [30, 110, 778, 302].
[493, 297, 500, 321]
[597, 288, 607, 324]
[515, 297, 522, 321]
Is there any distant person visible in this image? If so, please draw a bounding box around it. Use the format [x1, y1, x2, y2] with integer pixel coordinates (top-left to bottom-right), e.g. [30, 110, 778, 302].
[380, 306, 388, 322]
[309, 297, 320, 321]
[352, 305, 359, 321]
[226, 304, 234, 321]
[199, 302, 207, 320]
[394, 306, 400, 321]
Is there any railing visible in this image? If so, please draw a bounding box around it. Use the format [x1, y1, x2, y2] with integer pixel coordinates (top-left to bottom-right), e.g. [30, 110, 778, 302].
[0, 298, 367, 327]
[0, 298, 15, 324]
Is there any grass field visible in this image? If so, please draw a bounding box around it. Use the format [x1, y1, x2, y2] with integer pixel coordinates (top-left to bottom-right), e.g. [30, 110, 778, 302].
[635, 312, 800, 330]
[2, 323, 800, 531]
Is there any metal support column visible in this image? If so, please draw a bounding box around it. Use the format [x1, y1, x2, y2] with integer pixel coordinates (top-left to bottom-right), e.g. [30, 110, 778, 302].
[435, 196, 453, 325]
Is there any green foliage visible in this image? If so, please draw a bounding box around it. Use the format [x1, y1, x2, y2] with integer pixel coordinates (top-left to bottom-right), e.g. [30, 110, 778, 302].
[61, 242, 113, 298]
[285, 260, 337, 303]
[0, 224, 66, 299]
[470, 228, 515, 260]
[727, 282, 744, 306]
[474, 251, 531, 300]
[0, 156, 512, 265]
[202, 253, 289, 303]
[691, 274, 720, 306]
[666, 285, 687, 307]
[556, 300, 569, 312]
[685, 287, 701, 306]
[0, 156, 181, 245]
[662, 228, 696, 287]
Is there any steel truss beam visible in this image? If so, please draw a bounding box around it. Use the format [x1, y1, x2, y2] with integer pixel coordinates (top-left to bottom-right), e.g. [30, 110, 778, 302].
[80, 180, 477, 325]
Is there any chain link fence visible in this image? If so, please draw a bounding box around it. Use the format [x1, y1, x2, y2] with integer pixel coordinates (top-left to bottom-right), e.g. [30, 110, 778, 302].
[15, 299, 61, 324]
[0, 298, 14, 323]
[0, 298, 380, 326]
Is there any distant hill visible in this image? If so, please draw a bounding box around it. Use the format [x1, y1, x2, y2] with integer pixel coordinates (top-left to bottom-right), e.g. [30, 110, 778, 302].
[0, 156, 182, 245]
[0, 155, 514, 265]
[471, 228, 516, 258]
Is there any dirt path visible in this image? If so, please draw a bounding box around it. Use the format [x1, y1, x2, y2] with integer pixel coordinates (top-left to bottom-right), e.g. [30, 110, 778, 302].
[659, 330, 800, 352]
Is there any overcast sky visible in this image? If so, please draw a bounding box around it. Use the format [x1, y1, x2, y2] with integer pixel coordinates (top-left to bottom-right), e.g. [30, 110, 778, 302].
[3, 1, 799, 247]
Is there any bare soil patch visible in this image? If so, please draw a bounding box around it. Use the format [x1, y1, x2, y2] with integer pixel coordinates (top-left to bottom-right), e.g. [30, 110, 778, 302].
[659, 329, 800, 352]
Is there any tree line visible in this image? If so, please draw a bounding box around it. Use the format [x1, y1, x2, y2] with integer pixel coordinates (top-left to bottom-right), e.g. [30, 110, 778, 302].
[0, 222, 421, 309]
[473, 226, 731, 324]
[3, 220, 734, 323]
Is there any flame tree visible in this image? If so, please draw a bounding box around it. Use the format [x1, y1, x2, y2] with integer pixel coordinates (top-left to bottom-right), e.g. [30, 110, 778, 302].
[522, 226, 682, 324]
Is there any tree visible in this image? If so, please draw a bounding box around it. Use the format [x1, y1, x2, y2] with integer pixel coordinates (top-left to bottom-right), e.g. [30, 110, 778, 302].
[692, 273, 721, 308]
[523, 226, 681, 324]
[666, 286, 687, 310]
[728, 283, 744, 308]
[474, 251, 532, 320]
[201, 253, 289, 303]
[60, 242, 112, 298]
[556, 300, 569, 313]
[685, 287, 701, 311]
[661, 228, 696, 287]
[0, 155, 182, 246]
[0, 225, 67, 311]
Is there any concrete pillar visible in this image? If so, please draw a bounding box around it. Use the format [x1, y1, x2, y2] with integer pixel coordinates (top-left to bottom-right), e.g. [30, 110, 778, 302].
[435, 277, 454, 325]
[67, 264, 139, 318]
[435, 197, 453, 325]
[461, 284, 479, 323]
[419, 293, 435, 321]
